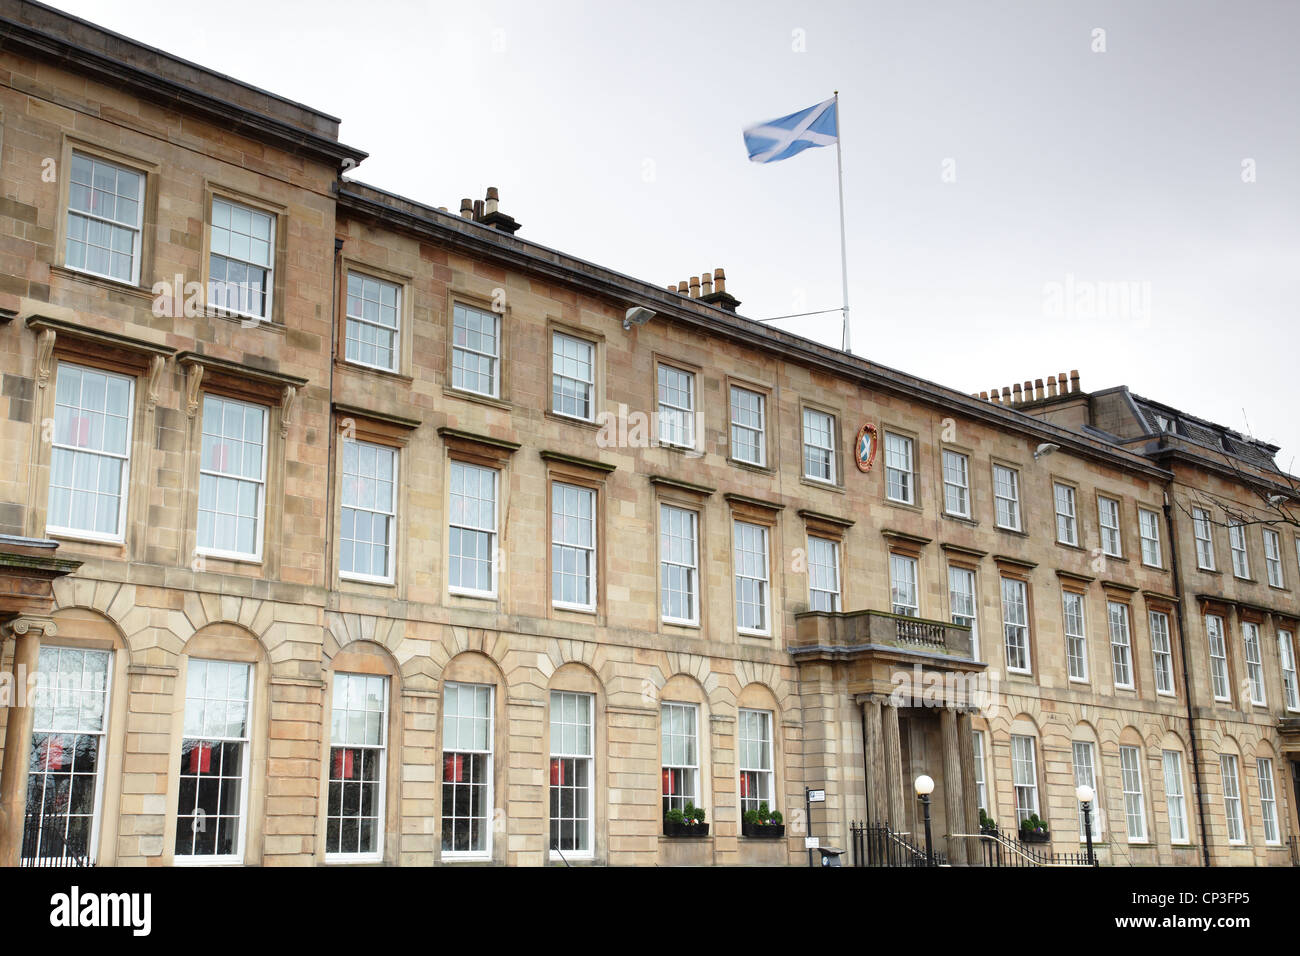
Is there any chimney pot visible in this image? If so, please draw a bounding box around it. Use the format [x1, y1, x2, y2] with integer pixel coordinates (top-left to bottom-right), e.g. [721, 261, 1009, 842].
[677, 280, 689, 294]
[1034, 378, 1044, 400]
[1069, 369, 1081, 393]
[714, 268, 726, 293]
[978, 391, 989, 400]
[689, 276, 701, 298]
[486, 186, 499, 201]
[1047, 377, 1058, 397]
[701, 272, 713, 295]
[459, 198, 474, 218]
[1012, 383, 1023, 403]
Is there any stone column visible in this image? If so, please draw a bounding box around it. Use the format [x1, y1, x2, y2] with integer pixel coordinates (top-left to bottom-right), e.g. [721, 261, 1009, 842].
[0, 616, 56, 867]
[882, 702, 906, 830]
[956, 709, 983, 866]
[940, 707, 967, 865]
[861, 696, 886, 824]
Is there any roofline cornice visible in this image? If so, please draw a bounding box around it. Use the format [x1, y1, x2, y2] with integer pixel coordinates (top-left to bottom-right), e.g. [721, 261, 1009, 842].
[0, 13, 367, 168]
[337, 184, 1172, 483]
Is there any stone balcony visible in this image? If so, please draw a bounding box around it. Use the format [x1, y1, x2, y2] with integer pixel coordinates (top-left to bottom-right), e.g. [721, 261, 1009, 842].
[791, 609, 979, 666]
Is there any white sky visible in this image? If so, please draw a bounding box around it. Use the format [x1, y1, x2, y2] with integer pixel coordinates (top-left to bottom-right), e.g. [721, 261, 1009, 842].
[48, 0, 1300, 463]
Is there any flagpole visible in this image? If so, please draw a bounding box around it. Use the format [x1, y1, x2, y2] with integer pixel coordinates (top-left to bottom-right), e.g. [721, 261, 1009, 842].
[833, 90, 851, 354]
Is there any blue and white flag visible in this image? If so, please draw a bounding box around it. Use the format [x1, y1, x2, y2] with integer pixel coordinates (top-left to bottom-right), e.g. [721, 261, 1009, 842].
[742, 96, 838, 164]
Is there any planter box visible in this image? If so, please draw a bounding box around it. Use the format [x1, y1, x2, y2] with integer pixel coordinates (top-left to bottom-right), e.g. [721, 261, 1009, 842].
[1020, 830, 1050, 844]
[742, 823, 785, 839]
[663, 821, 710, 837]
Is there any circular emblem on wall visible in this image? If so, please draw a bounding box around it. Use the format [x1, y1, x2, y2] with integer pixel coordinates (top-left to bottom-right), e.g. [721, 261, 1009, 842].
[854, 423, 878, 473]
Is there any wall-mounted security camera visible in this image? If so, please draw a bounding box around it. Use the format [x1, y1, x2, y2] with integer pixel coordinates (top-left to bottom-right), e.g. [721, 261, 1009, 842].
[623, 306, 656, 331]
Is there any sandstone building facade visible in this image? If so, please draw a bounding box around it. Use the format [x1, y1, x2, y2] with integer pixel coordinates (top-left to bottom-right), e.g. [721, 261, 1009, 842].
[0, 1, 1294, 867]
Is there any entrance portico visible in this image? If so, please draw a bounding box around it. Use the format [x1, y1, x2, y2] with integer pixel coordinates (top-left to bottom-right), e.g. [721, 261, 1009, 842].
[793, 609, 987, 864]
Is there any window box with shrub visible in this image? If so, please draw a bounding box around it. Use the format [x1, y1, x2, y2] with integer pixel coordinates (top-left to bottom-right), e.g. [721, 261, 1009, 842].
[1019, 814, 1050, 843]
[741, 803, 784, 838]
[663, 804, 709, 837]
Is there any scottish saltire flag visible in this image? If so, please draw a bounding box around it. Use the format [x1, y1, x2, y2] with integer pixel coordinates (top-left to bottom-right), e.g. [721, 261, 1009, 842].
[743, 96, 838, 164]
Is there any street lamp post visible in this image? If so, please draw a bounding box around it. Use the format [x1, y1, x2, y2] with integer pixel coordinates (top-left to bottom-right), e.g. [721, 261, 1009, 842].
[915, 774, 935, 867]
[1076, 784, 1096, 866]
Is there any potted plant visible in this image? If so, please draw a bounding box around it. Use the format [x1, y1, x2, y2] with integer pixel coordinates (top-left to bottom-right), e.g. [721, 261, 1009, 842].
[979, 808, 999, 835]
[741, 802, 785, 838]
[663, 803, 709, 837]
[1019, 813, 1050, 843]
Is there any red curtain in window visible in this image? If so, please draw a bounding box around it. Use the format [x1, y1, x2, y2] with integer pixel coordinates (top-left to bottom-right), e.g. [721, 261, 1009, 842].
[444, 753, 465, 783]
[739, 774, 749, 798]
[550, 758, 564, 786]
[189, 743, 212, 774]
[662, 769, 672, 796]
[333, 749, 355, 780]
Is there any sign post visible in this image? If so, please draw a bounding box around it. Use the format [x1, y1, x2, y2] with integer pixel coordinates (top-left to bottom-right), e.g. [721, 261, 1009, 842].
[805, 787, 826, 867]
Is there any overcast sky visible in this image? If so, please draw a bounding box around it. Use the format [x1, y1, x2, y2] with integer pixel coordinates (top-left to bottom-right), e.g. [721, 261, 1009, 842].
[49, 0, 1300, 464]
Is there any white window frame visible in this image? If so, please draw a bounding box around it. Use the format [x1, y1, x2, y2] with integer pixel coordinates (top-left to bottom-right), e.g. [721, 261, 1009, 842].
[1228, 520, 1251, 579]
[344, 271, 401, 373]
[1256, 758, 1280, 845]
[659, 504, 699, 626]
[1072, 741, 1104, 840]
[1098, 495, 1122, 558]
[1001, 577, 1031, 674]
[1192, 508, 1216, 570]
[729, 385, 766, 467]
[450, 302, 501, 398]
[972, 730, 988, 813]
[551, 331, 596, 422]
[1220, 754, 1245, 844]
[1149, 610, 1175, 697]
[802, 408, 837, 484]
[551, 481, 597, 611]
[1162, 749, 1189, 845]
[738, 708, 774, 815]
[339, 439, 398, 584]
[656, 364, 696, 450]
[948, 565, 979, 659]
[325, 672, 388, 863]
[447, 460, 498, 598]
[1119, 745, 1148, 843]
[1206, 614, 1231, 702]
[1263, 528, 1284, 588]
[25, 646, 114, 865]
[441, 681, 494, 860]
[549, 690, 594, 860]
[992, 464, 1021, 531]
[175, 658, 253, 865]
[1011, 734, 1040, 825]
[884, 432, 915, 505]
[1063, 590, 1088, 683]
[1279, 630, 1300, 712]
[46, 362, 135, 544]
[1242, 621, 1266, 706]
[1108, 601, 1134, 690]
[941, 449, 970, 518]
[207, 196, 276, 321]
[1138, 508, 1162, 568]
[661, 701, 700, 816]
[807, 536, 841, 613]
[890, 553, 919, 618]
[733, 520, 771, 635]
[65, 151, 145, 286]
[196, 394, 268, 562]
[1054, 483, 1078, 546]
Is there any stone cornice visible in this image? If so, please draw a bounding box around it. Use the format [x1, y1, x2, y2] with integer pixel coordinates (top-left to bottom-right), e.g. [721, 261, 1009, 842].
[0, 8, 367, 169]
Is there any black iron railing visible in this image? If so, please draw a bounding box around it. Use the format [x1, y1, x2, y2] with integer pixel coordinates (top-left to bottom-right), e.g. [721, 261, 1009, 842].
[849, 821, 946, 867]
[20, 806, 93, 867]
[975, 827, 1097, 867]
[1288, 835, 1299, 867]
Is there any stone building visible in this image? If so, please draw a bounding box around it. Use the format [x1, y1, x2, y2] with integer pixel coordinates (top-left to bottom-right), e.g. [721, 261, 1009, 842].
[0, 1, 1294, 867]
